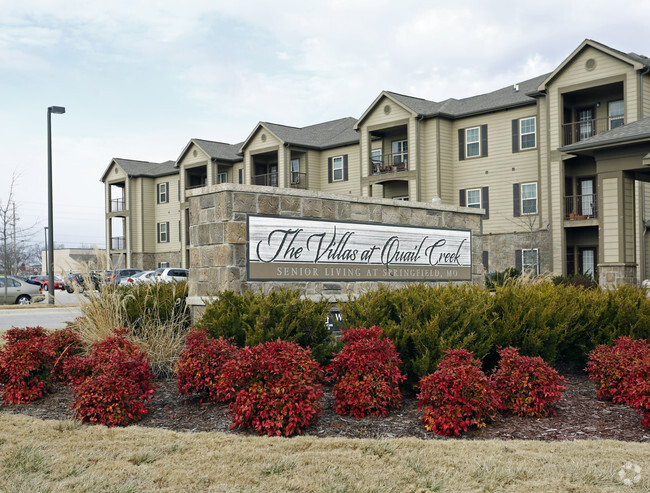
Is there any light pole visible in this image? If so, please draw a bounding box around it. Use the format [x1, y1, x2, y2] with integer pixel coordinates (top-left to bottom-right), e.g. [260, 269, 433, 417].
[47, 106, 65, 304]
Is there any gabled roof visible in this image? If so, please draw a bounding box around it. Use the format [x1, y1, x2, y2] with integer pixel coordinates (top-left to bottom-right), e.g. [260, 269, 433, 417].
[175, 138, 243, 166]
[538, 39, 649, 91]
[355, 74, 547, 128]
[239, 117, 359, 153]
[100, 158, 177, 182]
[559, 117, 650, 153]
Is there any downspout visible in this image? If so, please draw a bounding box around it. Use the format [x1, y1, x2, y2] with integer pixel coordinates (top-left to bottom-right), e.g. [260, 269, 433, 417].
[638, 67, 649, 282]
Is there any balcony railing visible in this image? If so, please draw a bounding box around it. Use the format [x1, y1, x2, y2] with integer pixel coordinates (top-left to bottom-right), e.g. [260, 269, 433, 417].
[369, 152, 409, 175]
[253, 172, 278, 187]
[562, 116, 624, 146]
[289, 172, 307, 189]
[111, 236, 125, 250]
[565, 194, 597, 220]
[110, 198, 124, 212]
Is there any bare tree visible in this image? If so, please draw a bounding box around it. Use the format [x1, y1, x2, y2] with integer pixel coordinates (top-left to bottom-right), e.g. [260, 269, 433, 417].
[1, 173, 38, 300]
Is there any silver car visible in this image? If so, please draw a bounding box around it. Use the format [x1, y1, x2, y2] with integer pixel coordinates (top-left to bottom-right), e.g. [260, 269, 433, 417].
[0, 276, 45, 305]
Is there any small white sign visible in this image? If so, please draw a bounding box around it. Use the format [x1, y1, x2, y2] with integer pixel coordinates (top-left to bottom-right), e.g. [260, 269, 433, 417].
[247, 215, 472, 282]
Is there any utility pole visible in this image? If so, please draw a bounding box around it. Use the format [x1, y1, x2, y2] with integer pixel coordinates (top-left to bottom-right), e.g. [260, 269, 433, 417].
[12, 202, 16, 276]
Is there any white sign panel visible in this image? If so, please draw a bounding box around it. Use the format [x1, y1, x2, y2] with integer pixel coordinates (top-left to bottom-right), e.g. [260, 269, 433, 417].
[247, 215, 472, 282]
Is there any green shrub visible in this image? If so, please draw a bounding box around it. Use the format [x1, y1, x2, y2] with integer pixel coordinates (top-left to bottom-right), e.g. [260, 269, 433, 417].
[485, 267, 520, 290]
[197, 288, 339, 364]
[339, 283, 493, 388]
[551, 273, 597, 289]
[116, 281, 190, 334]
[340, 282, 650, 388]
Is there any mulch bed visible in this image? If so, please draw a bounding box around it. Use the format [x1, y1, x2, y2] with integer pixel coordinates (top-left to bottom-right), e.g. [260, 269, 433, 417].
[2, 373, 649, 441]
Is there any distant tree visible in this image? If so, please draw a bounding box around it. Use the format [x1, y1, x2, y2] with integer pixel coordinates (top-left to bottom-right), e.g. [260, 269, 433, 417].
[1, 173, 37, 296]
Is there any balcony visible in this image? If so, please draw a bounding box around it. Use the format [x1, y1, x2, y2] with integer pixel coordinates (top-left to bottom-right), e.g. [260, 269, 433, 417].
[369, 152, 409, 176]
[562, 116, 624, 146]
[253, 172, 278, 187]
[111, 236, 125, 250]
[289, 172, 307, 189]
[110, 198, 124, 212]
[565, 194, 597, 220]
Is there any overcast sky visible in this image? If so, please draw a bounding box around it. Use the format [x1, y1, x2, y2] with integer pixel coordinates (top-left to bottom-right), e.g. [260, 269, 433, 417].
[1, 0, 648, 252]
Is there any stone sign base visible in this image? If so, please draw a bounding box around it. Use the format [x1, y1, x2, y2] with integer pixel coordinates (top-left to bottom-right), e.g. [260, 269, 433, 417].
[186, 184, 485, 319]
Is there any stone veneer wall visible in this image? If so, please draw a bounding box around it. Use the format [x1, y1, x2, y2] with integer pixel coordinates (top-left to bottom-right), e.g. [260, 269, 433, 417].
[185, 184, 485, 317]
[598, 263, 638, 289]
[482, 230, 552, 273]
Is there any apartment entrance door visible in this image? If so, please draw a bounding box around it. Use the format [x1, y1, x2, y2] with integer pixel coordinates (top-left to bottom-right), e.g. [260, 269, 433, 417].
[578, 247, 597, 278]
[577, 177, 595, 217]
[576, 106, 595, 142]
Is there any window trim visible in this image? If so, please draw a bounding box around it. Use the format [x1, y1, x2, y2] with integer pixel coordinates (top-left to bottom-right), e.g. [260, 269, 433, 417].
[465, 127, 480, 158]
[466, 188, 481, 208]
[157, 182, 168, 204]
[520, 117, 536, 150]
[521, 182, 538, 215]
[608, 100, 624, 130]
[217, 172, 228, 184]
[332, 156, 344, 182]
[158, 222, 169, 243]
[290, 158, 300, 184]
[391, 139, 408, 164]
[522, 248, 539, 275]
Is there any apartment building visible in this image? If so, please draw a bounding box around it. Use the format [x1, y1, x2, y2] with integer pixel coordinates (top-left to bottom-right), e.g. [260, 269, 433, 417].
[102, 39, 650, 286]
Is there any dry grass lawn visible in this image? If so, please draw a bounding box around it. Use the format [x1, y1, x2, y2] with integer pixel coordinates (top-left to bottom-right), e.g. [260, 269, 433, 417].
[0, 414, 649, 492]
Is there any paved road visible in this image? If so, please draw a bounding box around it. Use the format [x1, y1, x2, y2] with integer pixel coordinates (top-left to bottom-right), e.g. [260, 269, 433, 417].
[0, 290, 83, 331]
[0, 306, 83, 331]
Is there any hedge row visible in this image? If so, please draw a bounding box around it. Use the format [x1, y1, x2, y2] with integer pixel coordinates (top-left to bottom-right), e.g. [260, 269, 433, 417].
[339, 283, 650, 388]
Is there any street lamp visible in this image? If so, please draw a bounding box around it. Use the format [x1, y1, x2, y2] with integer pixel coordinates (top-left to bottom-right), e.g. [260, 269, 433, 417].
[47, 106, 65, 304]
[44, 227, 48, 276]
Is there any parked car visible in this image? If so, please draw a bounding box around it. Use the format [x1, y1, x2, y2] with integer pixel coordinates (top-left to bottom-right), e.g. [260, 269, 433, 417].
[106, 269, 143, 285]
[65, 272, 103, 293]
[30, 275, 65, 291]
[0, 276, 45, 305]
[154, 268, 189, 283]
[119, 270, 157, 286]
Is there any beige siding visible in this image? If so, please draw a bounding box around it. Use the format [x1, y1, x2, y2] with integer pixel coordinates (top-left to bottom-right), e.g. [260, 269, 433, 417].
[363, 96, 412, 128]
[624, 176, 635, 262]
[602, 178, 619, 262]
[438, 120, 454, 204]
[319, 144, 360, 196]
[549, 160, 563, 274]
[178, 144, 210, 196]
[644, 74, 650, 119]
[452, 107, 540, 235]
[547, 47, 638, 150]
[153, 177, 181, 254]
[418, 118, 438, 201]
[306, 150, 321, 191]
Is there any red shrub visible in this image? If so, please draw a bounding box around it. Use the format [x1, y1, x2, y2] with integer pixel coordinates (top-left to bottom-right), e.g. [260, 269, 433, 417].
[492, 346, 565, 417]
[328, 326, 405, 418]
[48, 328, 85, 383]
[70, 332, 156, 426]
[0, 327, 55, 404]
[175, 329, 239, 402]
[620, 357, 650, 427]
[417, 349, 499, 436]
[586, 336, 650, 404]
[228, 341, 323, 436]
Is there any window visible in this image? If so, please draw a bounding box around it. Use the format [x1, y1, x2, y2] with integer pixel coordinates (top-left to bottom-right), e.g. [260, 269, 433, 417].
[520, 117, 536, 149]
[393, 196, 409, 201]
[157, 182, 168, 203]
[291, 159, 300, 184]
[609, 100, 624, 129]
[466, 189, 481, 208]
[158, 262, 170, 268]
[332, 156, 343, 181]
[157, 222, 169, 243]
[392, 140, 408, 165]
[521, 183, 538, 214]
[217, 172, 228, 184]
[522, 249, 539, 274]
[466, 127, 480, 157]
